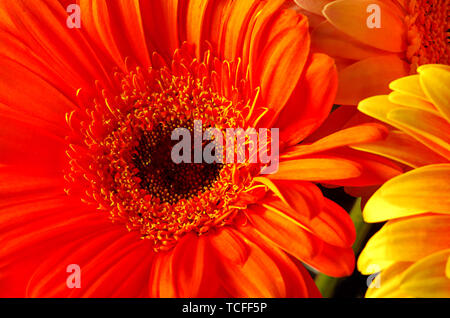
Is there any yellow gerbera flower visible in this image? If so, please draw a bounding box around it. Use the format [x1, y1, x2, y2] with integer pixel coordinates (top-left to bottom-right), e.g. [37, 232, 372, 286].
[295, 0, 449, 105]
[355, 64, 450, 297]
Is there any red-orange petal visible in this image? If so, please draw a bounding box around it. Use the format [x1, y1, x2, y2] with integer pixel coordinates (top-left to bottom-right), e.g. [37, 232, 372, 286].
[281, 123, 389, 159]
[255, 14, 310, 127]
[254, 178, 324, 219]
[275, 53, 337, 146]
[269, 156, 362, 181]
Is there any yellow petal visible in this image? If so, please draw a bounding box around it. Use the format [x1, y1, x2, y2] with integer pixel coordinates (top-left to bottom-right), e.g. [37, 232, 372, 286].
[400, 249, 450, 298]
[388, 91, 439, 115]
[359, 96, 450, 159]
[363, 164, 450, 222]
[358, 95, 405, 123]
[364, 262, 413, 298]
[359, 214, 450, 271]
[388, 107, 450, 159]
[388, 107, 450, 146]
[419, 66, 450, 123]
[389, 75, 429, 102]
[417, 64, 450, 73]
[323, 0, 406, 52]
[352, 130, 448, 168]
[446, 255, 450, 279]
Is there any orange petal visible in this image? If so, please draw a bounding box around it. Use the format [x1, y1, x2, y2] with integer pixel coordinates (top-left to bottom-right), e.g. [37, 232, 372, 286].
[79, 0, 125, 70]
[253, 178, 324, 218]
[22, 223, 141, 297]
[149, 250, 177, 297]
[244, 207, 354, 277]
[311, 21, 400, 60]
[0, 57, 74, 126]
[242, 0, 286, 77]
[0, 194, 77, 236]
[139, 0, 180, 60]
[0, 212, 111, 268]
[104, 0, 152, 67]
[0, 31, 77, 99]
[296, 8, 326, 29]
[246, 204, 321, 261]
[0, 0, 113, 88]
[185, 0, 215, 57]
[216, 229, 289, 297]
[304, 242, 355, 277]
[255, 14, 310, 126]
[294, 0, 334, 16]
[303, 106, 360, 143]
[275, 53, 338, 146]
[269, 157, 362, 181]
[363, 164, 450, 222]
[218, 0, 262, 61]
[22, 229, 130, 297]
[323, 0, 406, 52]
[0, 114, 66, 175]
[281, 123, 389, 159]
[314, 198, 356, 247]
[209, 227, 250, 265]
[79, 0, 153, 70]
[79, 239, 153, 297]
[0, 165, 62, 200]
[239, 225, 316, 297]
[336, 56, 409, 105]
[171, 233, 209, 297]
[300, 148, 402, 187]
[259, 194, 355, 248]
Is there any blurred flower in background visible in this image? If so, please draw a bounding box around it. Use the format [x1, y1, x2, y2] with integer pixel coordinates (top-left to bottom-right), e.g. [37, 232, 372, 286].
[356, 64, 450, 297]
[295, 0, 449, 106]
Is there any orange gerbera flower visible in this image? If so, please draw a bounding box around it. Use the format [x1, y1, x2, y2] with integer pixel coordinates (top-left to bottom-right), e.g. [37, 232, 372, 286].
[356, 64, 450, 297]
[0, 0, 399, 297]
[295, 0, 449, 105]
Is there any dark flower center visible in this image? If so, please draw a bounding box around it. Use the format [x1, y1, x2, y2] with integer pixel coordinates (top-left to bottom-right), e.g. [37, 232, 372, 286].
[132, 120, 223, 205]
